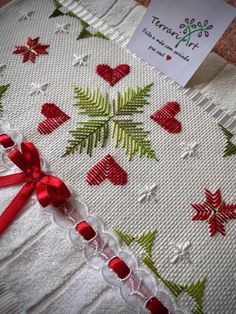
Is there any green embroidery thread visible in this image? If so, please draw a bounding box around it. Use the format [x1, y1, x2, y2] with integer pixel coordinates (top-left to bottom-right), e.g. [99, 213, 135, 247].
[63, 84, 157, 161]
[50, 0, 108, 40]
[114, 228, 206, 314]
[219, 124, 236, 157]
[0, 84, 10, 113]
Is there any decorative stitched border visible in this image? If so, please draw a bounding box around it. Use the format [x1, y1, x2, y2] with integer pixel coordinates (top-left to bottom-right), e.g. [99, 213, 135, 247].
[58, 0, 236, 133]
[0, 118, 185, 314]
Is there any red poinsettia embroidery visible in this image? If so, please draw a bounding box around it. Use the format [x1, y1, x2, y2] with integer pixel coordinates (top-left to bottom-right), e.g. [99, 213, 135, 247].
[192, 189, 236, 236]
[13, 37, 49, 63]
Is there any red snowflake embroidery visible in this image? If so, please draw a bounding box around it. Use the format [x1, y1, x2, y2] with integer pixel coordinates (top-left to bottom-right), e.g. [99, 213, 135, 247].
[13, 37, 49, 63]
[192, 189, 236, 236]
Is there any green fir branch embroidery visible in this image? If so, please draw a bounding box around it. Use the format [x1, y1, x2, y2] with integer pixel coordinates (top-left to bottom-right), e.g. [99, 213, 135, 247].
[64, 84, 157, 161]
[115, 83, 153, 115]
[49, 0, 108, 40]
[114, 228, 206, 314]
[112, 120, 157, 161]
[63, 119, 109, 157]
[0, 84, 10, 113]
[219, 124, 236, 157]
[74, 87, 110, 116]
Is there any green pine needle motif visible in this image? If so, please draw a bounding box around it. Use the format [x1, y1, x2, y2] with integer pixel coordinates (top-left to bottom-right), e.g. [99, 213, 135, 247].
[114, 228, 206, 314]
[0, 84, 10, 113]
[112, 120, 157, 161]
[64, 84, 157, 161]
[115, 83, 153, 115]
[63, 119, 109, 157]
[136, 230, 156, 257]
[114, 228, 136, 246]
[74, 87, 110, 116]
[50, 0, 108, 40]
[219, 124, 236, 157]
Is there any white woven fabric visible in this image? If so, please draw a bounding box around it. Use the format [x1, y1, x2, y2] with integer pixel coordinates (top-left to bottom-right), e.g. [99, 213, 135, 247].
[75, 0, 236, 116]
[0, 0, 235, 314]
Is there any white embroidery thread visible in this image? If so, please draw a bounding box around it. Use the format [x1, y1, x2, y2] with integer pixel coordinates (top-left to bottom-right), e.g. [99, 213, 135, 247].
[170, 241, 192, 264]
[29, 83, 49, 96]
[73, 54, 89, 66]
[181, 143, 198, 159]
[18, 10, 35, 21]
[138, 184, 158, 203]
[55, 23, 71, 33]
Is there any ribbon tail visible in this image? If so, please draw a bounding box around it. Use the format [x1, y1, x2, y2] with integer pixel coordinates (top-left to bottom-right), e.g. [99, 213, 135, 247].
[0, 172, 28, 188]
[0, 182, 35, 235]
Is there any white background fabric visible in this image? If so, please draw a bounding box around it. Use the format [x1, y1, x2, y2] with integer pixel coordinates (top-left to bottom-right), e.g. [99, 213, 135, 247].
[75, 0, 236, 116]
[0, 0, 235, 314]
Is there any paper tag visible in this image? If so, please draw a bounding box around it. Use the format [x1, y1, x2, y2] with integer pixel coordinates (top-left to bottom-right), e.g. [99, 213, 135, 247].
[127, 0, 235, 86]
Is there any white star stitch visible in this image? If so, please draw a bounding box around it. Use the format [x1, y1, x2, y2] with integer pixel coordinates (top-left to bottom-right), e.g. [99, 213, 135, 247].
[73, 54, 89, 66]
[55, 23, 70, 33]
[0, 64, 6, 76]
[30, 83, 49, 96]
[18, 11, 34, 21]
[138, 184, 158, 203]
[181, 142, 198, 159]
[170, 241, 192, 264]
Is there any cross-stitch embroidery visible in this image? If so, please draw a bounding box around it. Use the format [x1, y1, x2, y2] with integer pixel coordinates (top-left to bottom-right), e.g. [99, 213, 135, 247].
[219, 124, 236, 157]
[192, 188, 236, 236]
[114, 228, 206, 314]
[63, 84, 157, 161]
[13, 37, 49, 63]
[49, 0, 108, 40]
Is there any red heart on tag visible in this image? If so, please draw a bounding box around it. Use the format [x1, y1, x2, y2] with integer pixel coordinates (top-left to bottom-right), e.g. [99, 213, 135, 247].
[38, 103, 70, 134]
[86, 154, 128, 185]
[150, 102, 182, 133]
[96, 64, 130, 86]
[166, 55, 172, 61]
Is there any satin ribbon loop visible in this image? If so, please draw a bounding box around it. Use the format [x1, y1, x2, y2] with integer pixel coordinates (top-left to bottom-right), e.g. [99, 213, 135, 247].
[0, 140, 71, 235]
[0, 134, 15, 148]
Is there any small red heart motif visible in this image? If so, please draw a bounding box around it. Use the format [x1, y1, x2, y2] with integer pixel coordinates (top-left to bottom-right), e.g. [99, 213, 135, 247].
[150, 102, 182, 133]
[96, 64, 130, 86]
[166, 55, 172, 61]
[86, 154, 128, 185]
[38, 103, 70, 134]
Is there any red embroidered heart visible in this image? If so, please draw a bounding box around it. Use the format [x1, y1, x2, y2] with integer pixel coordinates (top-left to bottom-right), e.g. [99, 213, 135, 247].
[166, 55, 172, 61]
[96, 64, 130, 86]
[86, 154, 128, 185]
[150, 102, 182, 133]
[38, 103, 70, 134]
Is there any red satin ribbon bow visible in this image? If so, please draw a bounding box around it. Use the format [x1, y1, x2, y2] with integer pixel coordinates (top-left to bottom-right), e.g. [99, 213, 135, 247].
[0, 140, 71, 235]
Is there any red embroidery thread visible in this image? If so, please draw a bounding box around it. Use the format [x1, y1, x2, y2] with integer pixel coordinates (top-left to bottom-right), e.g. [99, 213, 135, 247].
[38, 103, 70, 134]
[150, 101, 182, 133]
[13, 37, 49, 63]
[86, 154, 128, 185]
[192, 189, 236, 236]
[96, 64, 130, 86]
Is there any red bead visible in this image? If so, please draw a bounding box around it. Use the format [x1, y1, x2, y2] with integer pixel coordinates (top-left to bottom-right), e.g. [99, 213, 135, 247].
[146, 297, 169, 314]
[108, 256, 130, 279]
[76, 221, 96, 241]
